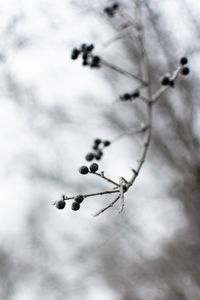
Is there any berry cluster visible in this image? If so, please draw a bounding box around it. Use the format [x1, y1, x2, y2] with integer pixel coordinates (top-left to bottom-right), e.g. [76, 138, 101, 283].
[79, 162, 99, 175]
[85, 138, 111, 162]
[104, 3, 119, 17]
[161, 57, 190, 87]
[179, 57, 190, 75]
[161, 75, 174, 87]
[120, 89, 140, 101]
[71, 44, 101, 68]
[55, 194, 85, 212]
[71, 195, 84, 211]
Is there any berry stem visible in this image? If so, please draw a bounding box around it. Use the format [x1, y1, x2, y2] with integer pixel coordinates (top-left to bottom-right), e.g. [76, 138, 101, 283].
[93, 195, 120, 217]
[92, 171, 120, 187]
[64, 188, 120, 202]
[151, 65, 181, 104]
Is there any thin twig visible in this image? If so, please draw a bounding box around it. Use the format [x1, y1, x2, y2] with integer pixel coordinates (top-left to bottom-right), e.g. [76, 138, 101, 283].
[127, 104, 152, 188]
[92, 171, 120, 187]
[93, 195, 120, 217]
[127, 2, 153, 188]
[101, 59, 147, 85]
[139, 95, 149, 104]
[118, 177, 125, 213]
[112, 125, 149, 143]
[103, 24, 135, 48]
[62, 189, 120, 202]
[118, 11, 139, 28]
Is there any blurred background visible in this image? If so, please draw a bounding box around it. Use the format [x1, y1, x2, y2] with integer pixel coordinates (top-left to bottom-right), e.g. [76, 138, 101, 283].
[0, 0, 200, 299]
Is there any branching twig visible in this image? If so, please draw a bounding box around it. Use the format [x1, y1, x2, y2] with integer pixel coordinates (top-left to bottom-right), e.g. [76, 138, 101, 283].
[92, 171, 120, 187]
[56, 3, 189, 216]
[151, 66, 181, 103]
[101, 59, 147, 85]
[127, 103, 152, 188]
[93, 195, 120, 217]
[64, 189, 120, 202]
[112, 125, 149, 143]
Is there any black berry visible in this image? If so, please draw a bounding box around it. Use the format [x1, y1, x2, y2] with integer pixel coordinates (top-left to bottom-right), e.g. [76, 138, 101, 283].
[81, 44, 87, 52]
[72, 202, 80, 211]
[181, 67, 190, 75]
[103, 140, 111, 147]
[94, 138, 102, 146]
[120, 93, 131, 101]
[169, 80, 174, 87]
[71, 48, 80, 60]
[79, 166, 89, 175]
[85, 152, 94, 161]
[161, 76, 170, 86]
[180, 57, 188, 65]
[104, 7, 114, 17]
[93, 144, 99, 150]
[89, 163, 99, 173]
[91, 56, 101, 67]
[87, 44, 94, 52]
[82, 53, 88, 60]
[112, 3, 119, 10]
[82, 60, 88, 66]
[132, 89, 140, 98]
[55, 200, 66, 210]
[74, 195, 84, 204]
[95, 152, 103, 160]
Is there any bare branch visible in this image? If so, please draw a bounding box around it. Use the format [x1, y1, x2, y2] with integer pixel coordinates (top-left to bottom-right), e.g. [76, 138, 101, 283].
[118, 177, 125, 213]
[93, 195, 120, 217]
[112, 125, 149, 143]
[63, 189, 120, 202]
[101, 59, 147, 85]
[92, 171, 120, 187]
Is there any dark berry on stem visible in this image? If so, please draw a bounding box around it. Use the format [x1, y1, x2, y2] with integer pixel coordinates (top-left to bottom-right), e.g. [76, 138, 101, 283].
[180, 57, 188, 65]
[87, 44, 94, 52]
[95, 151, 103, 160]
[79, 166, 89, 175]
[85, 152, 94, 161]
[103, 140, 111, 147]
[72, 202, 80, 211]
[97, 149, 103, 156]
[93, 56, 100, 64]
[104, 7, 114, 17]
[94, 138, 101, 146]
[81, 44, 87, 52]
[91, 56, 101, 67]
[121, 93, 131, 100]
[82, 53, 88, 60]
[55, 200, 66, 210]
[181, 67, 190, 75]
[82, 60, 88, 66]
[89, 163, 99, 173]
[74, 195, 84, 204]
[169, 80, 174, 87]
[112, 3, 119, 10]
[161, 76, 170, 86]
[132, 89, 140, 98]
[95, 153, 102, 160]
[93, 144, 99, 150]
[71, 48, 80, 60]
